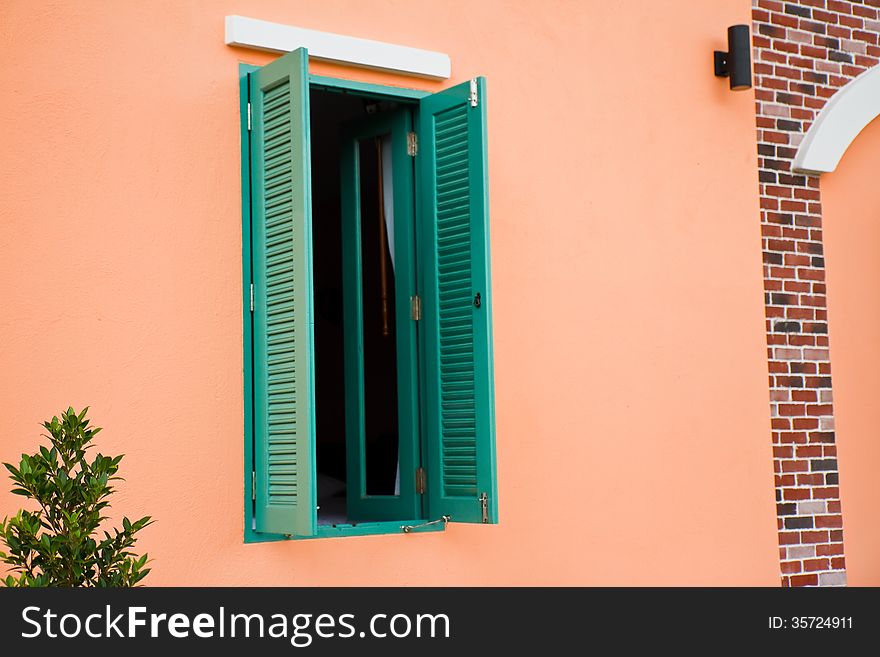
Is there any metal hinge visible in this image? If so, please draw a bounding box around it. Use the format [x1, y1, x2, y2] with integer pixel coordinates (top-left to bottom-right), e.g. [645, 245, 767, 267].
[252, 471, 256, 501]
[479, 492, 488, 523]
[410, 295, 422, 321]
[469, 78, 478, 107]
[407, 131, 418, 156]
[415, 466, 427, 495]
[247, 102, 252, 131]
[249, 283, 254, 312]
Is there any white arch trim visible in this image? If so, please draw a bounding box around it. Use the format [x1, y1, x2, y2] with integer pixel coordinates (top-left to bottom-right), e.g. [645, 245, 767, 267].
[793, 65, 880, 175]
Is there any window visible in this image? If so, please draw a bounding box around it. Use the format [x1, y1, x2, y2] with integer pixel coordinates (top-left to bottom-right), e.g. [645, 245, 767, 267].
[241, 48, 496, 540]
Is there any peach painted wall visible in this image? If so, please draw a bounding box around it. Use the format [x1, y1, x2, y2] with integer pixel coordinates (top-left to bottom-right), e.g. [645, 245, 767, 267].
[820, 115, 880, 586]
[0, 0, 779, 585]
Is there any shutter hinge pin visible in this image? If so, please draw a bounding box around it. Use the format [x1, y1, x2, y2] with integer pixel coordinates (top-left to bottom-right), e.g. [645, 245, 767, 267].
[410, 294, 422, 321]
[247, 102, 252, 131]
[415, 466, 427, 495]
[407, 131, 418, 157]
[469, 78, 478, 107]
[479, 492, 488, 523]
[250, 283, 254, 312]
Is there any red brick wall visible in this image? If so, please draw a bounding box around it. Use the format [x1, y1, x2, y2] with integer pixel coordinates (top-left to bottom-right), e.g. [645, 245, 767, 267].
[752, 0, 880, 586]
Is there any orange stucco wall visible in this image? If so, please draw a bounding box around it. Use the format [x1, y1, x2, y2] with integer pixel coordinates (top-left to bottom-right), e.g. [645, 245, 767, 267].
[0, 0, 779, 585]
[820, 116, 880, 586]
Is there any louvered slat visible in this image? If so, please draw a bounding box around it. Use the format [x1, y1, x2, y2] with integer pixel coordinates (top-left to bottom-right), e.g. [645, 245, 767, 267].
[264, 78, 300, 506]
[433, 104, 478, 497]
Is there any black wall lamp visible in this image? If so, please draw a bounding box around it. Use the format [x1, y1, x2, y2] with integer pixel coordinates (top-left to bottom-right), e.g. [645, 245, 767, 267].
[714, 25, 752, 91]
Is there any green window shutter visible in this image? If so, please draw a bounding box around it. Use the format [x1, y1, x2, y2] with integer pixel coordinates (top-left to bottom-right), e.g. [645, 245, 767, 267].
[250, 48, 316, 537]
[419, 78, 498, 524]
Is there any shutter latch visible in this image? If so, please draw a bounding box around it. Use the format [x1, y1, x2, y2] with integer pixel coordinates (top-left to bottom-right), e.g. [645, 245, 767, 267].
[469, 78, 478, 107]
[407, 131, 418, 157]
[415, 466, 427, 495]
[402, 515, 449, 533]
[252, 471, 256, 501]
[479, 492, 488, 523]
[250, 283, 254, 313]
[247, 102, 252, 131]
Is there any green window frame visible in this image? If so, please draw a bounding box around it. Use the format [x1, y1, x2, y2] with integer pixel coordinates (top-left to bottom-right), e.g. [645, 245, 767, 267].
[241, 48, 497, 541]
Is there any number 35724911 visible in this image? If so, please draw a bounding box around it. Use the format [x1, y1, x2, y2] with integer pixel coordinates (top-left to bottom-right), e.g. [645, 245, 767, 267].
[769, 616, 853, 629]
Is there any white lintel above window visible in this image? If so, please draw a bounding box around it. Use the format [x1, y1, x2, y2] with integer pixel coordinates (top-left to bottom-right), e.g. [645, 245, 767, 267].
[225, 15, 451, 80]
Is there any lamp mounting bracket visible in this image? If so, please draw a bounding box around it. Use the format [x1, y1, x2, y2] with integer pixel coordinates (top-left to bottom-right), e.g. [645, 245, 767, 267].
[714, 51, 730, 77]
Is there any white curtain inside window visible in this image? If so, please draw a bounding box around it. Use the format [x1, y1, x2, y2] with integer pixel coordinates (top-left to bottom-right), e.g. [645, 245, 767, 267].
[382, 134, 395, 272]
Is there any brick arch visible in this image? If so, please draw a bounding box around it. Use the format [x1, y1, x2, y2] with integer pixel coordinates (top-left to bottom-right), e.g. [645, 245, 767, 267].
[752, 0, 880, 587]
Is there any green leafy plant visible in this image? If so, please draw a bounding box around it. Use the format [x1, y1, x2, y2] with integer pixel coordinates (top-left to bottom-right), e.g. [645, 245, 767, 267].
[0, 407, 153, 586]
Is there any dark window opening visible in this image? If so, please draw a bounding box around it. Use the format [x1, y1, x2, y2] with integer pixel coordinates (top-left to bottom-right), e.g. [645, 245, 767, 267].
[357, 136, 400, 497]
[310, 88, 404, 525]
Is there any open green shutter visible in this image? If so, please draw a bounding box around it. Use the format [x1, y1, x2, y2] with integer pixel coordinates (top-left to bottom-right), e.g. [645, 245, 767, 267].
[420, 78, 498, 524]
[250, 48, 316, 536]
